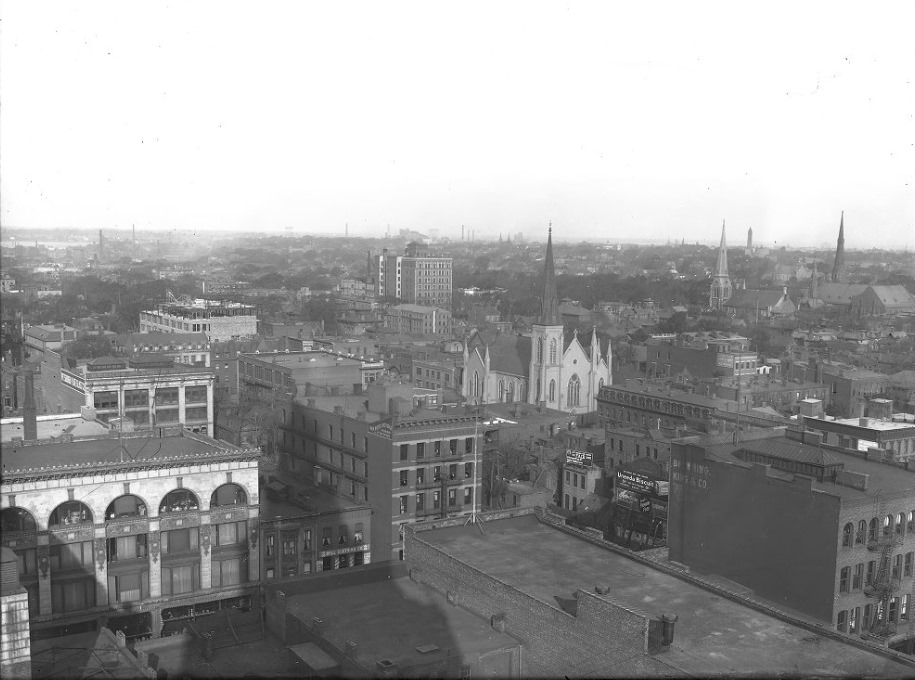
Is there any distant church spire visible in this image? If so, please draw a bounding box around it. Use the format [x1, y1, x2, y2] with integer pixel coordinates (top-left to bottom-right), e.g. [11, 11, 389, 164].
[709, 221, 732, 310]
[831, 211, 847, 283]
[539, 226, 562, 325]
[747, 226, 753, 250]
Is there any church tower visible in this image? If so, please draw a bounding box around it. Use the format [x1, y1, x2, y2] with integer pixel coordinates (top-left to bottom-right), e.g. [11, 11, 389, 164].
[709, 221, 732, 310]
[528, 227, 564, 407]
[831, 211, 847, 283]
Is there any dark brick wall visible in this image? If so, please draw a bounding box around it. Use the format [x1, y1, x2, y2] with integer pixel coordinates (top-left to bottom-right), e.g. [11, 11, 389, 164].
[405, 525, 669, 677]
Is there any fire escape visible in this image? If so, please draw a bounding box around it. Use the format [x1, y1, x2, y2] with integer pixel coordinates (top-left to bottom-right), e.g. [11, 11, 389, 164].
[863, 495, 903, 640]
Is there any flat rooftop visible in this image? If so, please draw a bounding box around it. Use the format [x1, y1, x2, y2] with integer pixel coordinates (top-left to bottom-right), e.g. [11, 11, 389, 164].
[260, 464, 367, 519]
[832, 416, 915, 432]
[0, 413, 109, 443]
[1, 431, 255, 477]
[285, 574, 518, 670]
[420, 514, 913, 677]
[243, 349, 367, 368]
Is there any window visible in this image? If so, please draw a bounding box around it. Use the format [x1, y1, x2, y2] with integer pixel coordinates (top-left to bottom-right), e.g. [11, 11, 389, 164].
[836, 610, 847, 632]
[124, 389, 149, 407]
[108, 571, 148, 604]
[567, 375, 581, 408]
[50, 541, 93, 571]
[449, 464, 457, 480]
[154, 387, 178, 405]
[866, 560, 876, 586]
[213, 556, 246, 587]
[893, 554, 903, 580]
[415, 468, 425, 485]
[842, 523, 853, 547]
[49, 501, 93, 527]
[868, 518, 878, 543]
[303, 530, 311, 551]
[856, 520, 866, 545]
[889, 597, 899, 623]
[465, 438, 474, 454]
[328, 424, 334, 440]
[215, 521, 247, 546]
[433, 466, 442, 482]
[549, 380, 556, 402]
[266, 534, 276, 558]
[400, 470, 409, 486]
[565, 470, 571, 483]
[898, 513, 906, 536]
[107, 534, 148, 562]
[448, 489, 457, 506]
[549, 339, 557, 364]
[51, 578, 96, 613]
[905, 552, 913, 578]
[465, 487, 473, 505]
[400, 444, 409, 461]
[185, 386, 207, 403]
[433, 491, 441, 509]
[94, 391, 119, 410]
[434, 441, 442, 457]
[849, 607, 860, 634]
[338, 526, 348, 545]
[853, 563, 863, 590]
[839, 567, 850, 593]
[450, 439, 458, 455]
[417, 443, 425, 459]
[161, 564, 199, 595]
[354, 524, 364, 544]
[465, 462, 473, 479]
[161, 528, 199, 555]
[909, 512, 914, 534]
[400, 496, 408, 514]
[903, 594, 910, 621]
[159, 489, 199, 514]
[416, 493, 425, 510]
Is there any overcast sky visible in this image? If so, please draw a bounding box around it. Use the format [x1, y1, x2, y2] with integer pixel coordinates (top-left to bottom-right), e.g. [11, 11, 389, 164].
[1, 1, 912, 248]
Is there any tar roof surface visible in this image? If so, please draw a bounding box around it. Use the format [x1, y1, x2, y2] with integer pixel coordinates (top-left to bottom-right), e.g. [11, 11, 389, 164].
[419, 514, 913, 677]
[285, 576, 518, 669]
[1, 433, 241, 474]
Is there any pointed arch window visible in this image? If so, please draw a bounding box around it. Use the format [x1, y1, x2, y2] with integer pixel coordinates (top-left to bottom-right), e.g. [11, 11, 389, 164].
[549, 339, 557, 364]
[568, 374, 581, 408]
[473, 371, 480, 398]
[507, 382, 515, 402]
[537, 338, 544, 364]
[498, 380, 505, 402]
[549, 380, 556, 402]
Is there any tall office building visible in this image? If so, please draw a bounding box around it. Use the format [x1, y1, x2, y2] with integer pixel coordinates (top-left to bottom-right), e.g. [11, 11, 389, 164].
[371, 242, 452, 310]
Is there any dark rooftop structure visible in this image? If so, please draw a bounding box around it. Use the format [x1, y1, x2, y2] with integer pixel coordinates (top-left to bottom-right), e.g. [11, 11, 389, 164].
[417, 513, 913, 677]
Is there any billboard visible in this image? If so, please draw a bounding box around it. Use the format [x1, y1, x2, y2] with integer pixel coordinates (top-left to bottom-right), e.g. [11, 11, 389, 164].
[615, 469, 669, 497]
[566, 449, 593, 467]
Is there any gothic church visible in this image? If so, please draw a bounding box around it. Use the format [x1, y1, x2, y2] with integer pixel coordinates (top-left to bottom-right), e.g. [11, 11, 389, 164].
[461, 229, 612, 413]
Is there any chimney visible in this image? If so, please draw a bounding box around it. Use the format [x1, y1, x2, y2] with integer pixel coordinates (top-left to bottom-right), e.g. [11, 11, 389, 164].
[23, 370, 37, 441]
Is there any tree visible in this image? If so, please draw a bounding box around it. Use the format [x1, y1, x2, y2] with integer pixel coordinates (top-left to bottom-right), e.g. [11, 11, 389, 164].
[60, 335, 118, 360]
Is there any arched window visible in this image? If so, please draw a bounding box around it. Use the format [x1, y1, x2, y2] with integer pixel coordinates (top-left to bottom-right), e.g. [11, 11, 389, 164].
[536, 378, 541, 402]
[842, 523, 853, 547]
[868, 518, 878, 543]
[548, 380, 556, 402]
[498, 380, 505, 402]
[909, 512, 914, 533]
[549, 339, 557, 364]
[598, 378, 604, 390]
[883, 514, 893, 538]
[105, 495, 147, 520]
[1, 507, 37, 533]
[159, 489, 199, 514]
[897, 513, 905, 536]
[856, 520, 866, 544]
[473, 372, 480, 398]
[49, 501, 93, 527]
[211, 483, 248, 507]
[567, 374, 581, 408]
[537, 338, 544, 363]
[507, 382, 515, 402]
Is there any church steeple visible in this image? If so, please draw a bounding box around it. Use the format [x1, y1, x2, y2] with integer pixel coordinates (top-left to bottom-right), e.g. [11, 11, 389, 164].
[832, 211, 847, 283]
[539, 227, 562, 326]
[709, 221, 732, 310]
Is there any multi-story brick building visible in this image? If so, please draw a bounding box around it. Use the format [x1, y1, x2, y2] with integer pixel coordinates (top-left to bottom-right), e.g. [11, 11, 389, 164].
[0, 430, 261, 641]
[238, 349, 384, 399]
[279, 383, 482, 563]
[372, 242, 453, 310]
[383, 304, 452, 337]
[670, 427, 915, 651]
[139, 298, 257, 342]
[59, 354, 215, 436]
[113, 331, 210, 367]
[260, 470, 372, 580]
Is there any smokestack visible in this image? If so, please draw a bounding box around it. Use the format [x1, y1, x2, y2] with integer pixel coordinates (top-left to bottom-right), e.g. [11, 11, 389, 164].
[23, 369, 37, 440]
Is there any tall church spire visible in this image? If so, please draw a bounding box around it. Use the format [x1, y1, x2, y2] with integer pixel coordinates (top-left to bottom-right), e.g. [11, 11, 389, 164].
[709, 221, 732, 310]
[539, 226, 562, 325]
[832, 211, 847, 283]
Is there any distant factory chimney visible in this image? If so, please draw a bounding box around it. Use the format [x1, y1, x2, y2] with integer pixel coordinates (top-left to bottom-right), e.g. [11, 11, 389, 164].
[747, 226, 753, 250]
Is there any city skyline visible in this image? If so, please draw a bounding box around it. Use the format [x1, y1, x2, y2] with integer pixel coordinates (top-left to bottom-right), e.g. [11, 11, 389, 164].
[1, 1, 912, 248]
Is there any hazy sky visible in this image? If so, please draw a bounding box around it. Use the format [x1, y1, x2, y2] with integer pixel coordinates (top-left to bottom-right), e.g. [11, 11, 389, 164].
[1, 1, 912, 247]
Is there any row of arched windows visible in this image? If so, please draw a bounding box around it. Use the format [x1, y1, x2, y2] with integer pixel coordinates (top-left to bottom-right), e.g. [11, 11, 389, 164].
[606, 391, 711, 420]
[1, 483, 248, 532]
[842, 511, 915, 547]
